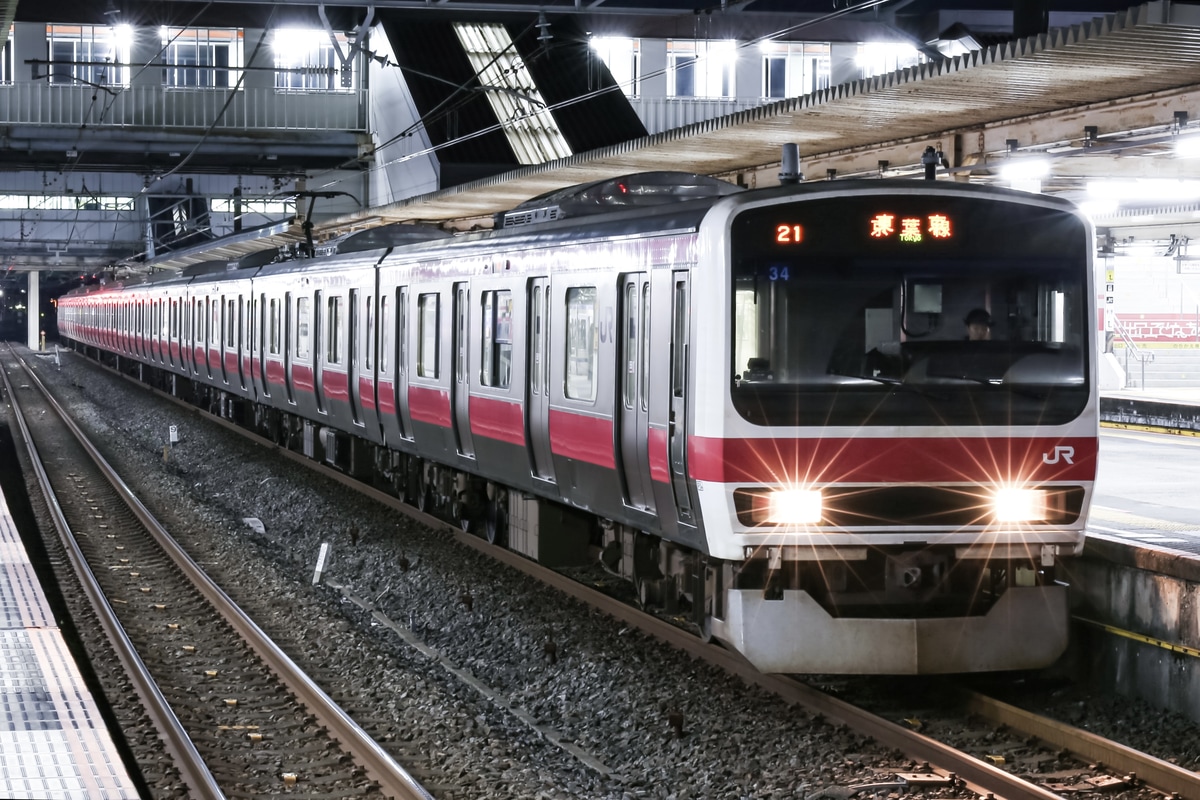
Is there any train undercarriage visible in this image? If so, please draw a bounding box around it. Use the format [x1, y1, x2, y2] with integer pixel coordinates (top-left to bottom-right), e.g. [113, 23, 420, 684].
[88, 345, 1067, 673]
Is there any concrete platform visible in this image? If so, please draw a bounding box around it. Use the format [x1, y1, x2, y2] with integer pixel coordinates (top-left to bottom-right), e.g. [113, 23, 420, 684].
[0, 483, 139, 799]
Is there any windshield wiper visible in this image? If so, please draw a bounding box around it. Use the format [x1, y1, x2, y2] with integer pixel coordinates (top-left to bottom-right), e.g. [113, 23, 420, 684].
[827, 371, 946, 399]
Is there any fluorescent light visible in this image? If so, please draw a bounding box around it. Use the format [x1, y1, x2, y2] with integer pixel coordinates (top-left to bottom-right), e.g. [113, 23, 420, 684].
[1175, 134, 1200, 159]
[998, 158, 1050, 182]
[1087, 179, 1200, 202]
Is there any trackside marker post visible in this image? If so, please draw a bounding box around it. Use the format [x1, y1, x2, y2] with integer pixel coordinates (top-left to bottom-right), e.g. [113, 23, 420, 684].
[313, 542, 331, 585]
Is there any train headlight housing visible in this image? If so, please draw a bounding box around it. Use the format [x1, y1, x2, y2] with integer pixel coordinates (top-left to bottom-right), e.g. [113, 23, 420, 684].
[992, 488, 1048, 523]
[766, 489, 824, 525]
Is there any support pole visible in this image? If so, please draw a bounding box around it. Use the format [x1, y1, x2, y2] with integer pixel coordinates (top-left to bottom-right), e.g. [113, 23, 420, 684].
[26, 270, 40, 351]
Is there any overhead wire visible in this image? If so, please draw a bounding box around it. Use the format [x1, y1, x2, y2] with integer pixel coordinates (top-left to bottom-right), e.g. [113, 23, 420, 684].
[308, 0, 901, 192]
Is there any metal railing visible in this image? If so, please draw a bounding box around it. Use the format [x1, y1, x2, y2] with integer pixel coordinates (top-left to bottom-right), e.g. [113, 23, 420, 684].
[626, 96, 773, 135]
[1111, 314, 1155, 388]
[0, 83, 367, 132]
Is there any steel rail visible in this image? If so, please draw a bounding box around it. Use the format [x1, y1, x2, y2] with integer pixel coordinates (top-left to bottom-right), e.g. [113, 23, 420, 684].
[0, 346, 226, 800]
[10, 348, 434, 800]
[960, 689, 1200, 799]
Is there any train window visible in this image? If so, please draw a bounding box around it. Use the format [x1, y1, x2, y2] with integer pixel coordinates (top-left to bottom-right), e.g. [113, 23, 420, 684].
[227, 299, 236, 346]
[269, 298, 281, 354]
[417, 292, 439, 378]
[398, 288, 408, 374]
[623, 283, 637, 410]
[212, 300, 220, 347]
[327, 295, 342, 364]
[728, 196, 1090, 427]
[455, 286, 468, 382]
[365, 295, 374, 371]
[480, 290, 513, 389]
[531, 286, 543, 395]
[296, 297, 311, 359]
[672, 281, 686, 399]
[565, 286, 597, 402]
[380, 294, 390, 372]
[640, 283, 650, 412]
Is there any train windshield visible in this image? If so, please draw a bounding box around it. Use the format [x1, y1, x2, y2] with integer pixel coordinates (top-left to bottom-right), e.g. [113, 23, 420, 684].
[729, 192, 1091, 427]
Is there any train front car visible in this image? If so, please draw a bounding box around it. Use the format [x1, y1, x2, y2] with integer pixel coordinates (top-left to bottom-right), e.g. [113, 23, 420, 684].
[692, 181, 1097, 674]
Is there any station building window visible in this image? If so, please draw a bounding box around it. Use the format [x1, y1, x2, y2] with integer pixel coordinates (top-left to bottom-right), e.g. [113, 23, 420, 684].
[761, 41, 831, 99]
[47, 24, 132, 86]
[590, 36, 640, 98]
[272, 28, 356, 92]
[0, 26, 13, 84]
[856, 41, 925, 79]
[161, 27, 243, 88]
[667, 39, 735, 99]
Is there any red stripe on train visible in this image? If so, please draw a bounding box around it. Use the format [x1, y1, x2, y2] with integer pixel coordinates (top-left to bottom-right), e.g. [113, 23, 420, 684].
[470, 395, 525, 446]
[687, 436, 1098, 484]
[549, 409, 615, 469]
[648, 426, 670, 483]
[322, 369, 349, 403]
[409, 385, 451, 426]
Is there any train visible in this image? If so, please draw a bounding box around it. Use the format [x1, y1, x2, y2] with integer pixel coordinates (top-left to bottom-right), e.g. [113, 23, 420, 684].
[57, 171, 1098, 674]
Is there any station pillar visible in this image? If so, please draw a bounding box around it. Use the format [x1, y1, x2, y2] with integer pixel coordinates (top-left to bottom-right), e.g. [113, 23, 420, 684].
[26, 270, 40, 350]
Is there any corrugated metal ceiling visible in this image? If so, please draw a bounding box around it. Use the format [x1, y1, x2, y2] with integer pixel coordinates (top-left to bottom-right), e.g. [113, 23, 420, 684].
[145, 0, 1200, 269]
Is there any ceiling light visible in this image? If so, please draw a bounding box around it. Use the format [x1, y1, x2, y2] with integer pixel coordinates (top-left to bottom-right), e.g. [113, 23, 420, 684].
[1175, 134, 1200, 159]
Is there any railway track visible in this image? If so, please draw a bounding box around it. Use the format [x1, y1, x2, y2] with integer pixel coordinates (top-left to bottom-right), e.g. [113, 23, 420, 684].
[18, 341, 1200, 800]
[1, 344, 432, 800]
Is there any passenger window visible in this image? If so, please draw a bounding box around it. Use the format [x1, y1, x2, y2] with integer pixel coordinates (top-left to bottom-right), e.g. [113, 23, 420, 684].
[296, 297, 311, 359]
[480, 290, 513, 389]
[417, 292, 439, 378]
[327, 295, 342, 364]
[565, 286, 597, 402]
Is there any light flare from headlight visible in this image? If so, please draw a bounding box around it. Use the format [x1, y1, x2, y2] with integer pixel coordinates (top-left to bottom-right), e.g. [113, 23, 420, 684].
[767, 489, 824, 524]
[992, 488, 1048, 522]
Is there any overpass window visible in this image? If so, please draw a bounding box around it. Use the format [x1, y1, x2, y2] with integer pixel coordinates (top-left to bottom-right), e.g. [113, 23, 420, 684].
[667, 40, 735, 99]
[0, 26, 12, 84]
[47, 24, 132, 86]
[590, 37, 640, 98]
[273, 28, 356, 92]
[161, 27, 243, 88]
[761, 42, 830, 99]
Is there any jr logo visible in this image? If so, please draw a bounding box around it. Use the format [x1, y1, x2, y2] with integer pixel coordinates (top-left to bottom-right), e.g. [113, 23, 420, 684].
[1042, 446, 1075, 465]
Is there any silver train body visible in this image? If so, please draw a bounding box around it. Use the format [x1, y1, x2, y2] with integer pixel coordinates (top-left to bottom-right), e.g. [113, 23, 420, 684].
[58, 176, 1099, 673]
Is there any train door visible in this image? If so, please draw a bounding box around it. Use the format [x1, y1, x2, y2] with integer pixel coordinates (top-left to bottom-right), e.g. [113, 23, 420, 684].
[452, 282, 476, 458]
[527, 277, 555, 482]
[220, 296, 232, 385]
[255, 294, 269, 398]
[314, 291, 326, 414]
[349, 288, 363, 426]
[668, 272, 694, 522]
[284, 291, 296, 404]
[237, 295, 247, 391]
[618, 274, 655, 513]
[396, 287, 413, 439]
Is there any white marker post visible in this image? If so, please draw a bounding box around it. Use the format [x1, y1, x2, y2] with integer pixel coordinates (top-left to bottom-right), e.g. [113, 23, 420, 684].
[312, 542, 331, 585]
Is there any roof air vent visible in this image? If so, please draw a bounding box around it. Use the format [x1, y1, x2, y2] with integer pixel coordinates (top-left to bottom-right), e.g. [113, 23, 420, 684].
[497, 171, 742, 228]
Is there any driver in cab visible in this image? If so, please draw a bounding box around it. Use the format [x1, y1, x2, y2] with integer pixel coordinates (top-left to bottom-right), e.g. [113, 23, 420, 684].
[964, 308, 993, 341]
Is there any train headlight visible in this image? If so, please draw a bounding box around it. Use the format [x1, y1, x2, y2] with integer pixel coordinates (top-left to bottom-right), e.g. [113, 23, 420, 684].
[992, 488, 1048, 522]
[766, 489, 823, 525]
